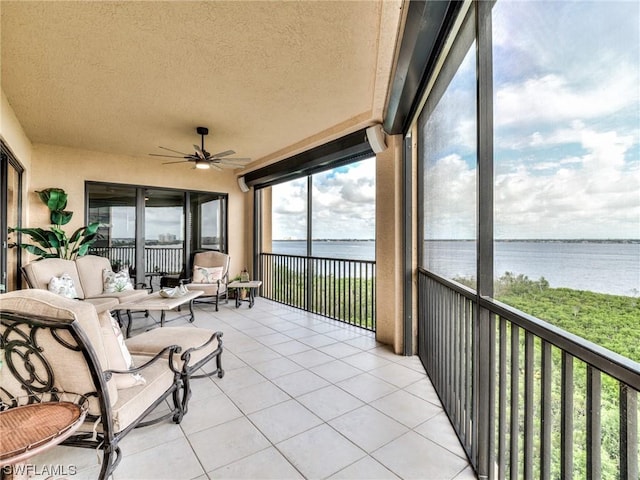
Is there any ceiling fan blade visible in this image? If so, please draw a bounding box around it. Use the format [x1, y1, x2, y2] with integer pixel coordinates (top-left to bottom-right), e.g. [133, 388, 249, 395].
[192, 146, 206, 159]
[162, 160, 189, 165]
[158, 146, 191, 155]
[210, 163, 223, 171]
[149, 153, 187, 159]
[210, 149, 236, 159]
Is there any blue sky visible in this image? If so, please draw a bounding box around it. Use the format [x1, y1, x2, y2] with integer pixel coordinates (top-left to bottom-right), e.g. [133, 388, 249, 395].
[424, 0, 639, 240]
[272, 158, 376, 240]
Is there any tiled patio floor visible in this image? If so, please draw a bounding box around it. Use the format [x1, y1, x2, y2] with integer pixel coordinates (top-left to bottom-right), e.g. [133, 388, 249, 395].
[30, 298, 475, 480]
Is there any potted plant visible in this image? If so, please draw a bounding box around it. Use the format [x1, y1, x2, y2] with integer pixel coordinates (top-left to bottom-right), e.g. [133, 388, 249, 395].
[10, 188, 100, 260]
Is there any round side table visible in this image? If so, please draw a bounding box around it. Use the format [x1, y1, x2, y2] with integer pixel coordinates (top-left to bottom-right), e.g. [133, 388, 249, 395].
[0, 402, 87, 479]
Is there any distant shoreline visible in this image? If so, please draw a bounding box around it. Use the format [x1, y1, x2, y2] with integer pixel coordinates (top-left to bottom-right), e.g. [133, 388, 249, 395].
[274, 239, 640, 244]
[274, 239, 375, 242]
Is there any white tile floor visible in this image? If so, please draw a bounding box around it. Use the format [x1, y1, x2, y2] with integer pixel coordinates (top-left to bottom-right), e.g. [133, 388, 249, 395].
[29, 298, 476, 480]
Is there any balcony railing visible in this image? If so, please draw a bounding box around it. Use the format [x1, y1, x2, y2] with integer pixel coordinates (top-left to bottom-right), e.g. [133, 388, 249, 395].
[418, 268, 640, 479]
[89, 246, 183, 274]
[259, 252, 376, 331]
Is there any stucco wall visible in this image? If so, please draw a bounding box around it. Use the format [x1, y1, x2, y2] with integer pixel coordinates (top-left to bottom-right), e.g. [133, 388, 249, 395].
[23, 143, 250, 277]
[375, 134, 404, 353]
[1, 89, 34, 225]
[1, 90, 32, 168]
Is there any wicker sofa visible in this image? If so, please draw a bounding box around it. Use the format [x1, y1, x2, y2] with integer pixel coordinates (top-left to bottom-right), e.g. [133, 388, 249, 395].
[0, 289, 224, 479]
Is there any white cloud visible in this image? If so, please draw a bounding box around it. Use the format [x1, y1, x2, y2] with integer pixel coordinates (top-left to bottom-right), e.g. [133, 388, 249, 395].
[424, 154, 477, 239]
[493, 1, 639, 141]
[495, 67, 637, 129]
[272, 158, 376, 240]
[488, 1, 639, 239]
[272, 178, 308, 239]
[424, 122, 639, 240]
[273, 178, 307, 215]
[495, 124, 639, 238]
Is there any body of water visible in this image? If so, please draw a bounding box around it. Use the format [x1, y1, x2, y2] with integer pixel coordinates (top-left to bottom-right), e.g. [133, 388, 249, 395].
[272, 240, 640, 297]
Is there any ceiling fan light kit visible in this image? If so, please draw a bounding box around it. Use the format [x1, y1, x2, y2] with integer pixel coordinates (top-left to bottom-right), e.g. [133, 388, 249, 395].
[150, 127, 251, 171]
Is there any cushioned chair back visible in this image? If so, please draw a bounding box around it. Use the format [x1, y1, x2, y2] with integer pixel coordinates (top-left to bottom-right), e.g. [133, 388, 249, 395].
[192, 251, 230, 278]
[0, 289, 118, 414]
[22, 258, 86, 299]
[76, 255, 113, 298]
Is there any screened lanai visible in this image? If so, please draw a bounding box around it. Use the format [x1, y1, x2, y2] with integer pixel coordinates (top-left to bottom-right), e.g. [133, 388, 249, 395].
[1, 1, 638, 479]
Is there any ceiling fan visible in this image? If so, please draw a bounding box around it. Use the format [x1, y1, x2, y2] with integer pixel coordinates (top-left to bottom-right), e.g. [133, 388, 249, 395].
[149, 127, 251, 171]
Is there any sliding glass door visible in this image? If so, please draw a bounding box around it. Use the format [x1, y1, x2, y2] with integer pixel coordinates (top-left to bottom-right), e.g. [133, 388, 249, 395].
[190, 192, 226, 252]
[145, 189, 185, 276]
[87, 182, 227, 283]
[87, 183, 137, 271]
[1, 143, 24, 292]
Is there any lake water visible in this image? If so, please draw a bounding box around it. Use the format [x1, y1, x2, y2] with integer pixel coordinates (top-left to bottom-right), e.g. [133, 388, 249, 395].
[272, 240, 640, 297]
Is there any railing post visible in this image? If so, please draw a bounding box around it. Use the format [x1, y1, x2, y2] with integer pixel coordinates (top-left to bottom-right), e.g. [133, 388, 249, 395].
[306, 256, 313, 313]
[620, 384, 639, 479]
[561, 352, 574, 479]
[586, 366, 602, 480]
[475, 1, 494, 477]
[306, 176, 313, 312]
[476, 308, 492, 478]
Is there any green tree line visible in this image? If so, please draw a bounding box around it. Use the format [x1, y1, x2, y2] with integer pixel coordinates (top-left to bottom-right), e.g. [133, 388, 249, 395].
[264, 265, 375, 330]
[494, 272, 639, 363]
[456, 273, 639, 479]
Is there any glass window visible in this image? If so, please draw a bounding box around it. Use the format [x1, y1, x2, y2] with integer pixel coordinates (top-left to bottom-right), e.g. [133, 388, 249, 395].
[311, 157, 375, 260]
[271, 178, 308, 256]
[270, 159, 376, 260]
[419, 34, 477, 286]
[191, 193, 225, 251]
[145, 189, 184, 274]
[87, 183, 227, 278]
[492, 1, 640, 358]
[88, 183, 137, 271]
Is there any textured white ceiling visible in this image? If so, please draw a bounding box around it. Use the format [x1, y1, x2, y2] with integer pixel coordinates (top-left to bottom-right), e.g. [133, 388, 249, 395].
[1, 1, 402, 170]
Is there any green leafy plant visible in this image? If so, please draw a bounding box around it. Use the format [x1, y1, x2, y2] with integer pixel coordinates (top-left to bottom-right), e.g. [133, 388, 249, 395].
[9, 188, 100, 260]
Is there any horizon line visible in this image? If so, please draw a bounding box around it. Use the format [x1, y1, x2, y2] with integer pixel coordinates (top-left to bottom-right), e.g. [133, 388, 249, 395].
[273, 238, 640, 242]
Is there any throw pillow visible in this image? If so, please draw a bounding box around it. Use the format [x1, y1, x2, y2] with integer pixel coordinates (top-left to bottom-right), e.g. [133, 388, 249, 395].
[103, 268, 134, 293]
[48, 273, 78, 299]
[100, 314, 146, 389]
[192, 265, 223, 284]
